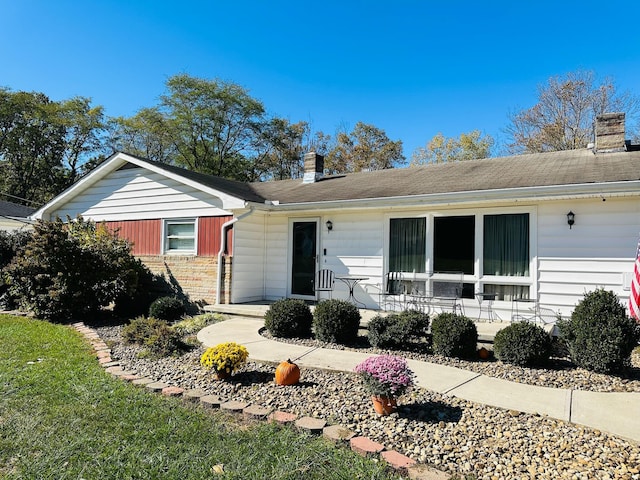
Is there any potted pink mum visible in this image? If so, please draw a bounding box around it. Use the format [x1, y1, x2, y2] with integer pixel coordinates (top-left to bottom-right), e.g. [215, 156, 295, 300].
[354, 355, 415, 415]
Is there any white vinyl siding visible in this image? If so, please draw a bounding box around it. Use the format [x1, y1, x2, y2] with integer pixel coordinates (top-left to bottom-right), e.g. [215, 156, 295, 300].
[50, 167, 231, 221]
[231, 213, 267, 303]
[537, 198, 640, 316]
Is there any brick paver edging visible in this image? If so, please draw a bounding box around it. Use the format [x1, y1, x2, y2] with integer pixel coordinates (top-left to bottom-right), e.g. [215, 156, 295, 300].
[72, 322, 441, 479]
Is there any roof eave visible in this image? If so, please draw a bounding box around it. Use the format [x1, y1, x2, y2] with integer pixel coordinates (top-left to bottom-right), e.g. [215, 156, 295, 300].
[246, 181, 640, 212]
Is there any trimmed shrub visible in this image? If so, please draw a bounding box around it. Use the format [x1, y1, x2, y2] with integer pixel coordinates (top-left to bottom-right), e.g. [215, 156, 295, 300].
[313, 299, 361, 344]
[493, 321, 552, 366]
[368, 310, 430, 349]
[264, 299, 313, 338]
[122, 316, 182, 357]
[558, 289, 640, 373]
[149, 296, 185, 322]
[431, 312, 478, 359]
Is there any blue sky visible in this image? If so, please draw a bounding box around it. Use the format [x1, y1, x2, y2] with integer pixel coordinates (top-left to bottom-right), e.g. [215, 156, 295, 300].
[1, 0, 639, 159]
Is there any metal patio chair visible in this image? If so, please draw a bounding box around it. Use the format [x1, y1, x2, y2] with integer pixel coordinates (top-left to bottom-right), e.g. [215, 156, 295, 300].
[314, 269, 336, 299]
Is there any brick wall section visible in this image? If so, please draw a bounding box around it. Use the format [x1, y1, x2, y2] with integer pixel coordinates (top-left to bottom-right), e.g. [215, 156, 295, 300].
[137, 255, 232, 305]
[220, 255, 232, 304]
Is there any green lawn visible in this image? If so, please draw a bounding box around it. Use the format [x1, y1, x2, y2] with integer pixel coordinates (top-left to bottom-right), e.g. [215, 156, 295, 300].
[0, 315, 400, 479]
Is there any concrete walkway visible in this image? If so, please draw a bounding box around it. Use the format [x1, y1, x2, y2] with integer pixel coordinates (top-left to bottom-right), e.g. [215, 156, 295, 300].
[198, 316, 640, 444]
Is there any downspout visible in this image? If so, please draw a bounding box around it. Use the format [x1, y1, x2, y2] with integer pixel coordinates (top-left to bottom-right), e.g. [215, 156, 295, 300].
[215, 207, 254, 305]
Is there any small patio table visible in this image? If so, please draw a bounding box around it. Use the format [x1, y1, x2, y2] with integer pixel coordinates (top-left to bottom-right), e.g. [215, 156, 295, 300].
[475, 292, 497, 322]
[335, 275, 369, 308]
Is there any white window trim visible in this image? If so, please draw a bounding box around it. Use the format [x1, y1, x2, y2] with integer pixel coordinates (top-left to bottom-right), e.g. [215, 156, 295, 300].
[383, 206, 538, 302]
[162, 218, 197, 255]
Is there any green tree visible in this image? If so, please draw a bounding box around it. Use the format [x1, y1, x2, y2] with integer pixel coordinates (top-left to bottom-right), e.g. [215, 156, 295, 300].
[506, 70, 639, 154]
[57, 96, 107, 185]
[258, 118, 309, 180]
[0, 89, 66, 205]
[108, 107, 177, 164]
[410, 130, 494, 165]
[325, 122, 404, 173]
[0, 88, 107, 204]
[255, 119, 332, 181]
[110, 74, 267, 181]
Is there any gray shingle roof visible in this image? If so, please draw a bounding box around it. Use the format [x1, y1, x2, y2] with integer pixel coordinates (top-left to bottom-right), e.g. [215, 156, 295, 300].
[142, 148, 640, 206]
[0, 200, 36, 217]
[245, 148, 640, 204]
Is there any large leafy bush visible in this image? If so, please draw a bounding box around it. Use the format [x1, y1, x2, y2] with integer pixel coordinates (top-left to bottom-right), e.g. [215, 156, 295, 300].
[430, 312, 478, 359]
[4, 217, 147, 322]
[312, 299, 361, 344]
[0, 229, 33, 309]
[493, 321, 552, 366]
[558, 289, 640, 373]
[264, 298, 313, 338]
[367, 310, 429, 349]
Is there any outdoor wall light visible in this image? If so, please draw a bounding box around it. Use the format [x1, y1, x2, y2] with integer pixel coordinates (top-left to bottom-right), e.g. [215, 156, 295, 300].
[567, 211, 575, 229]
[326, 220, 333, 231]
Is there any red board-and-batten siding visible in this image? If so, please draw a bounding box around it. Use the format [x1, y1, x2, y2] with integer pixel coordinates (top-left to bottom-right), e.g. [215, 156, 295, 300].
[105, 216, 233, 256]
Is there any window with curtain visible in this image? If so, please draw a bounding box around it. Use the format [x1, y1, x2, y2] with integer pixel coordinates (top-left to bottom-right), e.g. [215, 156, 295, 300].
[389, 217, 426, 272]
[483, 213, 529, 276]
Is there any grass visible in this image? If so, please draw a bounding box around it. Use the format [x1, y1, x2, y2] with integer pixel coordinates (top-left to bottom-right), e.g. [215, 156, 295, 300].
[0, 315, 401, 479]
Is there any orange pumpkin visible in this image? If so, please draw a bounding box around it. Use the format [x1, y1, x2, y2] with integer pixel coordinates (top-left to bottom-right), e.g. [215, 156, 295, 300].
[478, 347, 490, 360]
[275, 359, 300, 385]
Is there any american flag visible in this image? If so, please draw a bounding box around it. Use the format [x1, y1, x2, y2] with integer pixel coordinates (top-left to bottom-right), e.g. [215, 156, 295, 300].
[629, 235, 640, 321]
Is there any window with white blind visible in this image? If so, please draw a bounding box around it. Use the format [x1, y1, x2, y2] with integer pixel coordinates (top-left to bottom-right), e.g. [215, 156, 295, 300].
[164, 219, 196, 254]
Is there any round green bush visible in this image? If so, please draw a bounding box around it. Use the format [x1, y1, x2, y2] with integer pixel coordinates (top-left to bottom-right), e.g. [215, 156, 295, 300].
[431, 312, 478, 359]
[312, 299, 361, 344]
[493, 321, 552, 366]
[558, 289, 640, 373]
[148, 296, 186, 321]
[264, 299, 313, 338]
[368, 310, 429, 349]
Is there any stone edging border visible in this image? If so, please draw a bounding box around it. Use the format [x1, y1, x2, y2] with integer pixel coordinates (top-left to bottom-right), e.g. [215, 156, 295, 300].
[72, 322, 450, 480]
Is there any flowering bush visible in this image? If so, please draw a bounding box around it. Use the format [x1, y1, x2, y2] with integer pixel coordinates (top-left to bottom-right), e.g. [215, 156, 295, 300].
[354, 355, 415, 398]
[200, 342, 249, 375]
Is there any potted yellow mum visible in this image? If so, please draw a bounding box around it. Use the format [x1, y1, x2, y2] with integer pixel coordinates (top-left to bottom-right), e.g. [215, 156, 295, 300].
[200, 342, 249, 380]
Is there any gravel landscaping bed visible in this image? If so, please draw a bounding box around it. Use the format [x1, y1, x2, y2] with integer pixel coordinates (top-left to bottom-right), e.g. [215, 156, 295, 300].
[261, 329, 640, 393]
[96, 324, 640, 480]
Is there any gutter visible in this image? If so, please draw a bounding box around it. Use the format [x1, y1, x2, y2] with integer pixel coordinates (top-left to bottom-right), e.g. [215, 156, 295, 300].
[215, 206, 254, 305]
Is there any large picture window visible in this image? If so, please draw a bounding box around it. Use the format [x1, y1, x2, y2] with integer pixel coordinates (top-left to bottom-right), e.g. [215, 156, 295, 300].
[389, 218, 426, 272]
[164, 219, 196, 253]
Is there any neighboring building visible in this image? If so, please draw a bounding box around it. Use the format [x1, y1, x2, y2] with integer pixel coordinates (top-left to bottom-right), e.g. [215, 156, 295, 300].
[0, 200, 35, 231]
[32, 113, 640, 319]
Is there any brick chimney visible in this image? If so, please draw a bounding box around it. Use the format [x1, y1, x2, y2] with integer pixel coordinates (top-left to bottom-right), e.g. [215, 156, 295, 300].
[594, 112, 626, 153]
[302, 152, 324, 183]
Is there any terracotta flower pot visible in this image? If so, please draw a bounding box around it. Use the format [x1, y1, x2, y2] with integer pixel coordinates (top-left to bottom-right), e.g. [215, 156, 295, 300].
[371, 395, 397, 415]
[214, 370, 231, 380]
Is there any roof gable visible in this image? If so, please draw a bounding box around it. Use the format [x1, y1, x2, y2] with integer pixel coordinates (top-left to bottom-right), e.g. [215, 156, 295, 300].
[32, 152, 252, 220]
